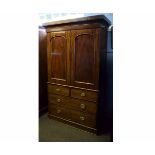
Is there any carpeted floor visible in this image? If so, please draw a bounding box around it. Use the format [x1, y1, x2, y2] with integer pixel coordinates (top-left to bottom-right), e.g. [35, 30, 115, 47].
[39, 113, 111, 142]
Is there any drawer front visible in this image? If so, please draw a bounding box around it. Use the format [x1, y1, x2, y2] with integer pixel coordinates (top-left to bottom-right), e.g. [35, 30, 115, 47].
[71, 88, 98, 101]
[69, 109, 96, 128]
[49, 105, 96, 128]
[48, 94, 68, 107]
[48, 84, 69, 96]
[48, 94, 97, 114]
[48, 105, 69, 119]
[69, 98, 97, 114]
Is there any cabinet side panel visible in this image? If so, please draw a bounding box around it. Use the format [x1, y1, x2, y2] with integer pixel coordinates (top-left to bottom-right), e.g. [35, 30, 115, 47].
[39, 28, 48, 116]
[96, 28, 109, 134]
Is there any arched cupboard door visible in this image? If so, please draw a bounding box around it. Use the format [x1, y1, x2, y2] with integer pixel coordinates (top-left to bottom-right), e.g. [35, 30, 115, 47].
[70, 29, 99, 90]
[47, 31, 70, 85]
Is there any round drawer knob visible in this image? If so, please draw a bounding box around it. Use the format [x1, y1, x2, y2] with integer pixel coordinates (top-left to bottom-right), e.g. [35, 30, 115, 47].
[80, 103, 85, 109]
[80, 116, 85, 121]
[57, 99, 61, 102]
[81, 92, 85, 97]
[57, 109, 61, 113]
[56, 88, 60, 91]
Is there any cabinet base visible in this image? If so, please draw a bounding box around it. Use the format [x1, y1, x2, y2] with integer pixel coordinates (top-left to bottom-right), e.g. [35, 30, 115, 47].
[48, 113, 98, 134]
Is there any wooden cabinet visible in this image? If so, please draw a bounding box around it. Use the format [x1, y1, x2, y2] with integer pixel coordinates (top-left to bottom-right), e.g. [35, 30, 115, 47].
[43, 15, 111, 134]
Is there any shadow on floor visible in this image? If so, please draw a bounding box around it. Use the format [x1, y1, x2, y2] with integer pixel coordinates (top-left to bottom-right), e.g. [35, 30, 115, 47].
[39, 113, 112, 142]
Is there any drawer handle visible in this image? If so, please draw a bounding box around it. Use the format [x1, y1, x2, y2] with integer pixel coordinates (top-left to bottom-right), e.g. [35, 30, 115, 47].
[57, 109, 61, 113]
[80, 116, 85, 121]
[57, 99, 61, 102]
[81, 92, 85, 97]
[80, 103, 85, 109]
[56, 88, 60, 91]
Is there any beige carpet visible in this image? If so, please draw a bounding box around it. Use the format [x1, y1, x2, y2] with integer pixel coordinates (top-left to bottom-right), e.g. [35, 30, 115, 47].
[39, 113, 111, 142]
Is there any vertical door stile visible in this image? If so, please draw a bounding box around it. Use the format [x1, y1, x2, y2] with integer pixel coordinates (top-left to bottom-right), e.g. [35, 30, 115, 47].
[47, 32, 51, 83]
[66, 30, 71, 86]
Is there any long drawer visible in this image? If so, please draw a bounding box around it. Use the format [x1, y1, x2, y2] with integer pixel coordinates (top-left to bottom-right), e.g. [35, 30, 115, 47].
[48, 84, 69, 96]
[48, 105, 96, 128]
[48, 94, 97, 114]
[71, 88, 98, 102]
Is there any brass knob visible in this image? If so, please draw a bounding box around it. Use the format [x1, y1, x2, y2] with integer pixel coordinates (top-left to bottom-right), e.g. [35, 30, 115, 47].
[80, 116, 85, 121]
[56, 88, 60, 91]
[80, 103, 85, 109]
[57, 99, 61, 102]
[81, 92, 85, 97]
[57, 109, 61, 113]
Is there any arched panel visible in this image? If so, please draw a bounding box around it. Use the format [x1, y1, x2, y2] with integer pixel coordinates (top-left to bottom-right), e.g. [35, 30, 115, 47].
[47, 31, 70, 85]
[74, 34, 94, 83]
[50, 36, 66, 80]
[70, 29, 98, 89]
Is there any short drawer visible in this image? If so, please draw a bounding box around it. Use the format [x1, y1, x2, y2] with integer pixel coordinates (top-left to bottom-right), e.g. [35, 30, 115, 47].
[48, 84, 69, 96]
[48, 94, 97, 114]
[71, 88, 98, 102]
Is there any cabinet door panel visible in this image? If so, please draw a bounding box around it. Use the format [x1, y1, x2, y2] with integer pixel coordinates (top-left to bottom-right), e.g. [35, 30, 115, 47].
[70, 29, 99, 89]
[47, 31, 70, 85]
